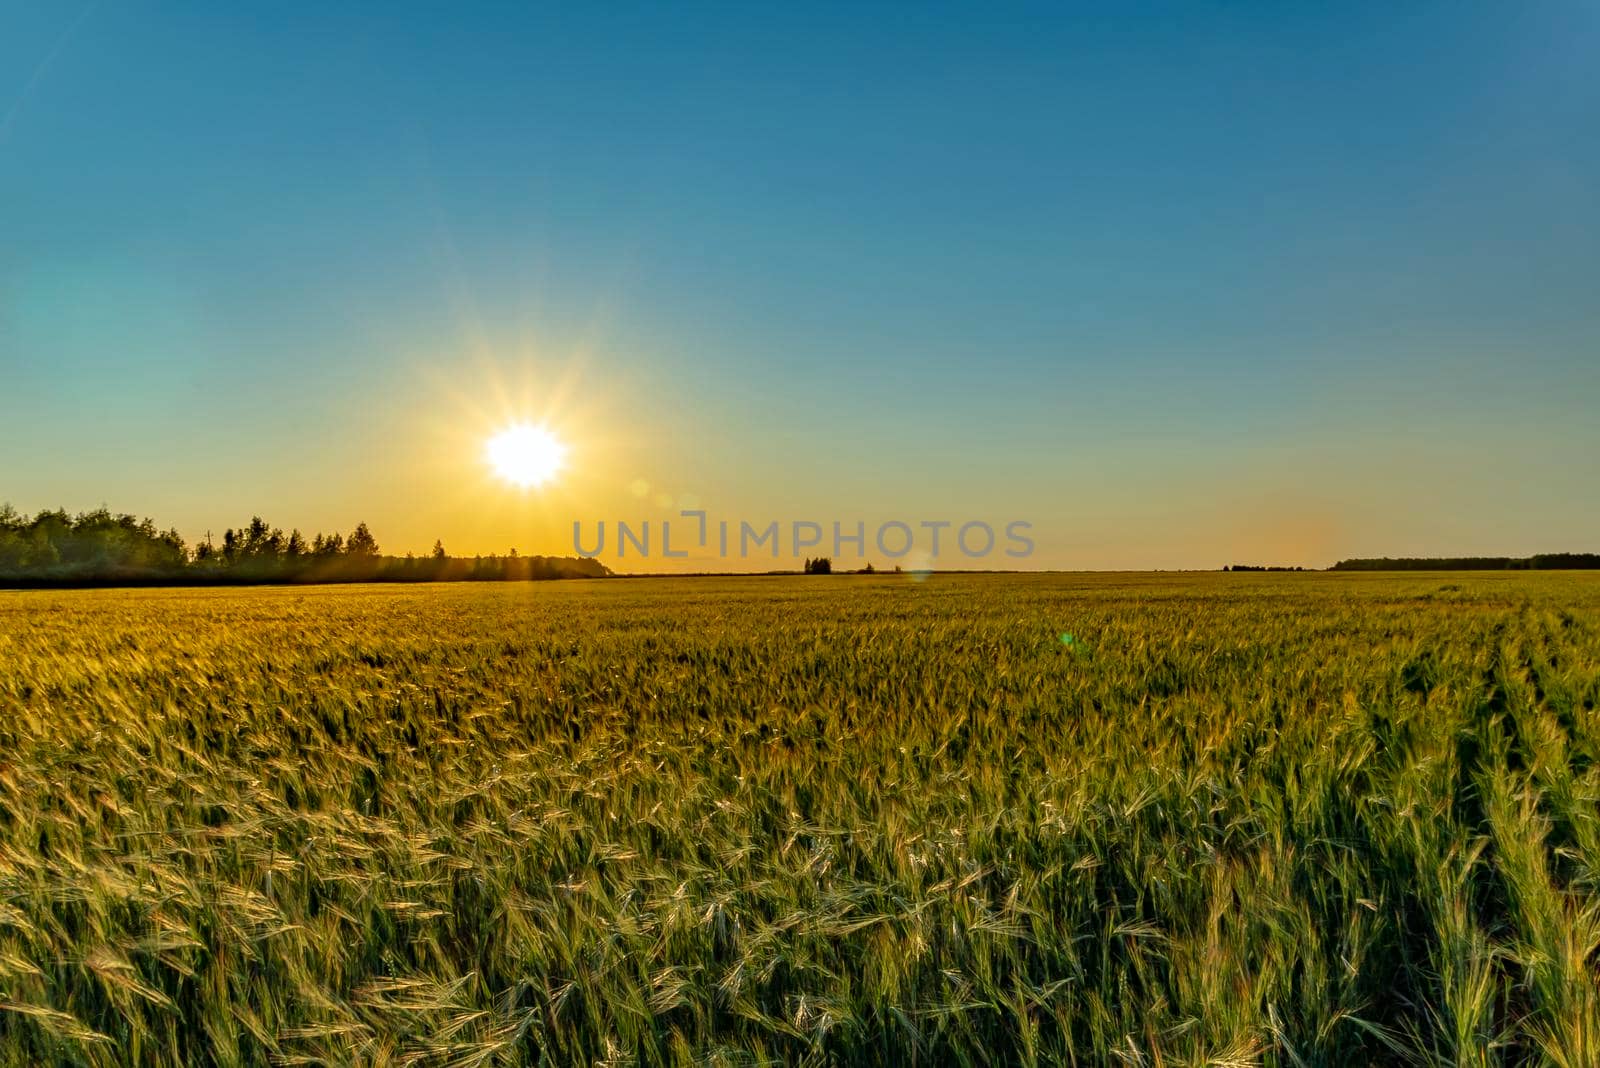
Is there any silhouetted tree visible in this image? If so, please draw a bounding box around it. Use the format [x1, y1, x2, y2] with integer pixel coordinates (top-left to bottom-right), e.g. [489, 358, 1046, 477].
[242, 516, 271, 558]
[346, 523, 379, 557]
[0, 505, 608, 586]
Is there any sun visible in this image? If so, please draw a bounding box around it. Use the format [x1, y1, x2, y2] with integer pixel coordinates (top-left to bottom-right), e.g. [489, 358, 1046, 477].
[486, 424, 567, 487]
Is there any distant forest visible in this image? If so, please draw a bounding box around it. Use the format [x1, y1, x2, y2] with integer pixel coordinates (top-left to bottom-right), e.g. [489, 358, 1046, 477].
[0, 506, 609, 587]
[1330, 554, 1600, 571]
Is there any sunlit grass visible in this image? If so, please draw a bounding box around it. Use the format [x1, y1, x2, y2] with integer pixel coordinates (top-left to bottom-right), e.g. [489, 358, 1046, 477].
[0, 572, 1597, 1064]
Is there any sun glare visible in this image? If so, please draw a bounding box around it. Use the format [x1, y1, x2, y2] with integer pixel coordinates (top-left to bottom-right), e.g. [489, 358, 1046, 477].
[487, 424, 566, 488]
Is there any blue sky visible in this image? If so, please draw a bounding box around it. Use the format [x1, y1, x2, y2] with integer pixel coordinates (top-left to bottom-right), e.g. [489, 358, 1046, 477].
[2, 3, 1596, 568]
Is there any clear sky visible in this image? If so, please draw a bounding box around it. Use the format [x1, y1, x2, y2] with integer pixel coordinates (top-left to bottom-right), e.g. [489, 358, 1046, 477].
[2, 3, 1596, 570]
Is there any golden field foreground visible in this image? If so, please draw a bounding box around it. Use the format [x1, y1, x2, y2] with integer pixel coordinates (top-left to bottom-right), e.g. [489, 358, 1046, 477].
[1, 573, 1599, 1067]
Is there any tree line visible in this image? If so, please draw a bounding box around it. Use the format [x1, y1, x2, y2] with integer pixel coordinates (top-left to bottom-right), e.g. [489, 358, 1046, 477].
[1329, 553, 1600, 571]
[0, 506, 608, 587]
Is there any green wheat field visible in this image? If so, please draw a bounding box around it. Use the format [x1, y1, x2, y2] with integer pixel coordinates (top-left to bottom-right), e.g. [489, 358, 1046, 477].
[2, 572, 1598, 1067]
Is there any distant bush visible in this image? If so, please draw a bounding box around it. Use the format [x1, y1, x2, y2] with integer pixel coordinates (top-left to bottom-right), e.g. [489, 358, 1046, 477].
[1330, 554, 1600, 571]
